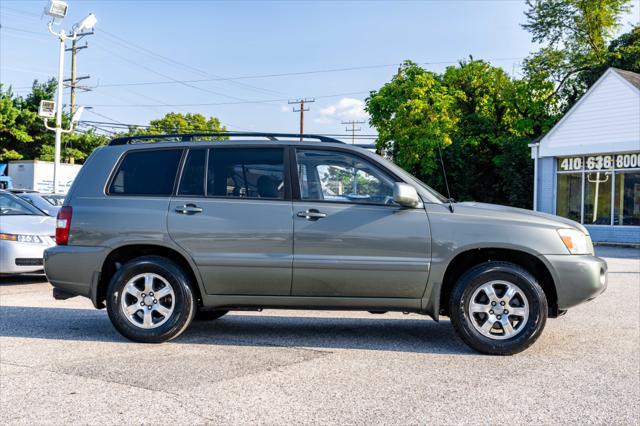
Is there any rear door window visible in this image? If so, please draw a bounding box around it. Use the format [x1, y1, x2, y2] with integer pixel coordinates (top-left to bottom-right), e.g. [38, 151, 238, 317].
[207, 148, 285, 199]
[178, 149, 206, 196]
[109, 149, 183, 196]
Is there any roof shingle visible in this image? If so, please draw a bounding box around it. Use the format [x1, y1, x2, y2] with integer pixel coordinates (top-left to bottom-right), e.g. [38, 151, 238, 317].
[612, 68, 640, 90]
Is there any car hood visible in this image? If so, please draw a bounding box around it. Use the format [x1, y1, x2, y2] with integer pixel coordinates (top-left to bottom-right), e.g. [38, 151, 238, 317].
[0, 215, 56, 235]
[453, 202, 589, 234]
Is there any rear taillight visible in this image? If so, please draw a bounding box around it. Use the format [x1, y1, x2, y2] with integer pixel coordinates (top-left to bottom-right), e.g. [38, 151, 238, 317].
[56, 206, 72, 245]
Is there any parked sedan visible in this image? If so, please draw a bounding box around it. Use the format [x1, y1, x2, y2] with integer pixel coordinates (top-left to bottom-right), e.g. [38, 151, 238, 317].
[0, 190, 56, 274]
[15, 192, 64, 216]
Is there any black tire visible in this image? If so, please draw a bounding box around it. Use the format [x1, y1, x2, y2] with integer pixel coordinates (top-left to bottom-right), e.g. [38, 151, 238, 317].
[195, 310, 229, 321]
[449, 261, 547, 355]
[106, 255, 196, 343]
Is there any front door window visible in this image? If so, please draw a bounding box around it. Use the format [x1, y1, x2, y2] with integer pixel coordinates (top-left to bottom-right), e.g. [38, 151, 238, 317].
[296, 150, 395, 205]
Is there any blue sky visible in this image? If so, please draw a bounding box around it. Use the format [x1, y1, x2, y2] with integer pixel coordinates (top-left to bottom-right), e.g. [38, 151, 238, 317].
[1, 0, 638, 139]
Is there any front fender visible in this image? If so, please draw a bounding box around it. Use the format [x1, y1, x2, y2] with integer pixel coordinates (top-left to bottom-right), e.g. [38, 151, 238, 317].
[421, 203, 568, 319]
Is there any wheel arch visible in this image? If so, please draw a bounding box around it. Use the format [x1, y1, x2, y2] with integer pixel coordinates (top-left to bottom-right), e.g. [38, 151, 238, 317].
[435, 247, 558, 318]
[95, 243, 204, 309]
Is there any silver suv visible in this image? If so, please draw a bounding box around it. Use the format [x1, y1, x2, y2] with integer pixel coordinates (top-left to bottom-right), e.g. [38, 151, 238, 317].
[44, 132, 607, 355]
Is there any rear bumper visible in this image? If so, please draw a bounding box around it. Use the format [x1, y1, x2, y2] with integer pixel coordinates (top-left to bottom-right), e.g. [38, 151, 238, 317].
[44, 245, 108, 305]
[541, 254, 608, 310]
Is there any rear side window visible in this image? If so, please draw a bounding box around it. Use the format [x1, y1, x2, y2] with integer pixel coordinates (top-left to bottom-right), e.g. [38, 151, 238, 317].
[109, 149, 182, 196]
[178, 149, 206, 196]
[207, 148, 284, 199]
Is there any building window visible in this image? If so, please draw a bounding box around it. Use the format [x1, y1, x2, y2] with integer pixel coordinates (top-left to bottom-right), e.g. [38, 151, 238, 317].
[584, 172, 612, 225]
[556, 173, 582, 222]
[614, 171, 640, 226]
[555, 153, 640, 226]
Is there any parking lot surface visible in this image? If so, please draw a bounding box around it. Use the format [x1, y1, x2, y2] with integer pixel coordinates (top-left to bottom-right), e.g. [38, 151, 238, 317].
[1, 246, 638, 425]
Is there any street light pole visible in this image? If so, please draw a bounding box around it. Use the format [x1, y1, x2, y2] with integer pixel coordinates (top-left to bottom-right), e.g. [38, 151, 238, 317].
[53, 28, 66, 194]
[43, 6, 97, 193]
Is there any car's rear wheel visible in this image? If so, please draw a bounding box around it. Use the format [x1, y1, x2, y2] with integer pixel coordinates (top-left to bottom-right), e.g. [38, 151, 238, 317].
[106, 256, 196, 343]
[449, 261, 547, 355]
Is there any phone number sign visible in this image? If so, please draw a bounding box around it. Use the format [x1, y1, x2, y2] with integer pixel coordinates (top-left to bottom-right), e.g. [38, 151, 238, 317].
[558, 153, 640, 171]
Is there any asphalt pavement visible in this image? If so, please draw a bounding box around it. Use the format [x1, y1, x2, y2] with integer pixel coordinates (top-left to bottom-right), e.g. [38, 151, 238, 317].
[1, 246, 638, 425]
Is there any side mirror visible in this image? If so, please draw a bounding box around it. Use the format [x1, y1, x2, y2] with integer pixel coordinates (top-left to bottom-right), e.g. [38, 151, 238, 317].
[393, 182, 420, 208]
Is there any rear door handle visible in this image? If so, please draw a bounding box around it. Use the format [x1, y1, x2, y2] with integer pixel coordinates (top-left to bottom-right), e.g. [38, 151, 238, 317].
[297, 209, 327, 220]
[175, 204, 203, 215]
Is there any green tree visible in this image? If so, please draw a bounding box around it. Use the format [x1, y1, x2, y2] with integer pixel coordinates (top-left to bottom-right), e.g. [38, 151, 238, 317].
[366, 61, 461, 178]
[0, 80, 55, 161]
[132, 112, 228, 139]
[366, 59, 556, 207]
[522, 0, 633, 109]
[0, 79, 107, 162]
[365, 2, 636, 209]
[580, 25, 640, 87]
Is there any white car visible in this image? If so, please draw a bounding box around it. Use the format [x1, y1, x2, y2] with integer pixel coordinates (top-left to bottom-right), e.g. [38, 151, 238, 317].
[0, 190, 56, 274]
[14, 191, 64, 217]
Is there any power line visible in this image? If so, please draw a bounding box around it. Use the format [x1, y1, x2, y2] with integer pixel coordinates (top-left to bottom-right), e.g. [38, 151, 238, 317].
[0, 25, 47, 38]
[95, 28, 285, 97]
[1, 6, 527, 91]
[7, 56, 526, 92]
[91, 41, 253, 103]
[85, 90, 369, 108]
[94, 63, 407, 88]
[84, 109, 128, 125]
[0, 6, 41, 19]
[60, 57, 528, 89]
[78, 120, 380, 138]
[3, 19, 257, 105]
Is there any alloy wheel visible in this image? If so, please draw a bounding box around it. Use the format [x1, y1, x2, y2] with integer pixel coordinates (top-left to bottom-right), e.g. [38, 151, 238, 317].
[468, 280, 529, 340]
[120, 273, 175, 329]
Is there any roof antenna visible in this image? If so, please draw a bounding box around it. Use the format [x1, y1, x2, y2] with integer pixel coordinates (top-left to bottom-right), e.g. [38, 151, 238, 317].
[437, 142, 454, 213]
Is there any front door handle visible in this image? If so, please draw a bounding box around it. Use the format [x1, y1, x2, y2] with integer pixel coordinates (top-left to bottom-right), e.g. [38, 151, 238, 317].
[297, 209, 327, 220]
[175, 204, 203, 215]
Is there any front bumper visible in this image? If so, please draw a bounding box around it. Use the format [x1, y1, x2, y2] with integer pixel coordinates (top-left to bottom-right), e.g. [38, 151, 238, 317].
[44, 245, 108, 304]
[0, 239, 51, 274]
[541, 254, 608, 310]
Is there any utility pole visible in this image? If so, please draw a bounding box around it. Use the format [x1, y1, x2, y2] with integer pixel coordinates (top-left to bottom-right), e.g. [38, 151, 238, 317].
[342, 120, 365, 144]
[65, 31, 93, 115]
[288, 98, 315, 141]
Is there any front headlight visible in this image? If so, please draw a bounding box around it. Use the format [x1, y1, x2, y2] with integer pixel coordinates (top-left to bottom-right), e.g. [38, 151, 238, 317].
[0, 233, 44, 244]
[557, 229, 591, 255]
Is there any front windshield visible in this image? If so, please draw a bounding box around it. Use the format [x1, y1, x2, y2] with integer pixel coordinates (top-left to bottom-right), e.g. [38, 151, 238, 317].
[407, 175, 450, 203]
[0, 193, 45, 216]
[371, 154, 449, 203]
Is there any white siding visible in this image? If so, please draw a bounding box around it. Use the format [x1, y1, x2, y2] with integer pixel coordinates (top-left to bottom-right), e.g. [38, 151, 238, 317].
[539, 69, 640, 157]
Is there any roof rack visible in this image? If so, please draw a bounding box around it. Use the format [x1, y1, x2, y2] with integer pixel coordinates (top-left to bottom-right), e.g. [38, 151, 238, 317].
[108, 132, 344, 146]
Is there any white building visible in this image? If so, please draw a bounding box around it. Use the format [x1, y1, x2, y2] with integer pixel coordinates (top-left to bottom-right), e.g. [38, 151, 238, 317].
[531, 68, 640, 244]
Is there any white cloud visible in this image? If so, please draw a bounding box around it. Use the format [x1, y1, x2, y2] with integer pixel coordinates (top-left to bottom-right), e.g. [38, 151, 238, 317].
[315, 98, 368, 123]
[280, 105, 291, 112]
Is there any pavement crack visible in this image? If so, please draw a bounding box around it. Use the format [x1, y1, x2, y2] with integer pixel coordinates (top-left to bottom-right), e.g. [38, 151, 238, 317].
[0, 360, 216, 423]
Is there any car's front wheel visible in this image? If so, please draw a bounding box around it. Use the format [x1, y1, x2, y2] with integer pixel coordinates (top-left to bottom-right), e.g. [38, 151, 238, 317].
[106, 256, 196, 343]
[449, 261, 547, 355]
